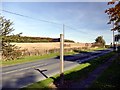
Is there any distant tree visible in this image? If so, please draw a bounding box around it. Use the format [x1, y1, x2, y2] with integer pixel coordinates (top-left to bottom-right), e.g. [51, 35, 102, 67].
[95, 36, 106, 47]
[0, 16, 22, 60]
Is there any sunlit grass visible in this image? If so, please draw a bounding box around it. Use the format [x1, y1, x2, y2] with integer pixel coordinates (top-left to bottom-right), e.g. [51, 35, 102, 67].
[2, 51, 77, 66]
[83, 47, 107, 52]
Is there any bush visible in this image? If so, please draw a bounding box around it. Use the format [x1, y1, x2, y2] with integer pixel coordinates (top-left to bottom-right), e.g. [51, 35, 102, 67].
[105, 45, 110, 48]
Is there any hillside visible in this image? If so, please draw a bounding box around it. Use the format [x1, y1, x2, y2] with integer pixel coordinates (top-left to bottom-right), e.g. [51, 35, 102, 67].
[6, 35, 75, 43]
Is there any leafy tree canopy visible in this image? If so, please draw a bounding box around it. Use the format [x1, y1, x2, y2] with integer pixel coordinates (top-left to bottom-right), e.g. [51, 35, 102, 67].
[105, 1, 120, 32]
[0, 16, 22, 60]
[95, 36, 106, 47]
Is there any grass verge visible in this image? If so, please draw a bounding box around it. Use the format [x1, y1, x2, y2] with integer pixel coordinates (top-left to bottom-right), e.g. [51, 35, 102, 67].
[21, 51, 115, 89]
[2, 47, 107, 66]
[74, 47, 107, 53]
[2, 52, 76, 66]
[90, 53, 120, 88]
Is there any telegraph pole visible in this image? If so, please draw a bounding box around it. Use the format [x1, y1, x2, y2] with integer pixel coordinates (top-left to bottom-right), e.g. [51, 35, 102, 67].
[112, 21, 115, 51]
[63, 24, 65, 38]
[60, 34, 64, 74]
[60, 24, 64, 85]
[113, 30, 115, 45]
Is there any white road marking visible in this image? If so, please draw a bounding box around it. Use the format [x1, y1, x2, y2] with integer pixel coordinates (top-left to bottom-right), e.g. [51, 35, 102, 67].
[2, 63, 48, 75]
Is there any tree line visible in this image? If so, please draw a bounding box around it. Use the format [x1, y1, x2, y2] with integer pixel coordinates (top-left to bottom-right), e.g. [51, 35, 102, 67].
[5, 35, 75, 43]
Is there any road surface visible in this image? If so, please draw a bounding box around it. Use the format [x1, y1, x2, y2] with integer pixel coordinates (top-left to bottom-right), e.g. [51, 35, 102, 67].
[1, 49, 112, 89]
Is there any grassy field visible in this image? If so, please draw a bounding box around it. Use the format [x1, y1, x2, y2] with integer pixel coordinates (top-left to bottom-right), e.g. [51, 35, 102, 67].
[21, 51, 115, 89]
[2, 51, 76, 66]
[90, 53, 120, 88]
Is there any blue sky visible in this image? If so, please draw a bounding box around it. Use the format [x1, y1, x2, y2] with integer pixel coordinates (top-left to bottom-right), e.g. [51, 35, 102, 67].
[1, 2, 117, 44]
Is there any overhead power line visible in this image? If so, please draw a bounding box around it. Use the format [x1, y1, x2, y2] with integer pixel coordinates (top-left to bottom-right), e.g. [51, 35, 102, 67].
[65, 25, 88, 34]
[65, 25, 96, 36]
[1, 9, 62, 26]
[1, 9, 96, 39]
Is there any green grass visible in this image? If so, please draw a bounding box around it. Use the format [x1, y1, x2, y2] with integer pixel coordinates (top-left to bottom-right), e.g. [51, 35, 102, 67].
[2, 47, 107, 67]
[84, 47, 107, 52]
[21, 52, 115, 89]
[90, 53, 120, 88]
[21, 78, 54, 90]
[2, 52, 76, 66]
[74, 47, 107, 53]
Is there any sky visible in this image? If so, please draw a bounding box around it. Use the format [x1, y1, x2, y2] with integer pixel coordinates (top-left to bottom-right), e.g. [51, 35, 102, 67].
[1, 0, 112, 2]
[1, 2, 118, 44]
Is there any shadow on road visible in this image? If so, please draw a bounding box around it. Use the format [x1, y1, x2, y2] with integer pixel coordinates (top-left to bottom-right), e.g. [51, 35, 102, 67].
[2, 72, 37, 90]
[34, 68, 65, 89]
[54, 49, 106, 62]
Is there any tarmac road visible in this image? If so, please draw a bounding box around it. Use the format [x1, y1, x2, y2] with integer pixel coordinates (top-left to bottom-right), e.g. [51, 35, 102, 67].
[1, 49, 112, 89]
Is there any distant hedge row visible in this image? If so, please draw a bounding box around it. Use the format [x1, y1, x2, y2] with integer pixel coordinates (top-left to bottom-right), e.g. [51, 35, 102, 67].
[6, 35, 75, 43]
